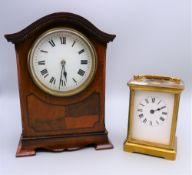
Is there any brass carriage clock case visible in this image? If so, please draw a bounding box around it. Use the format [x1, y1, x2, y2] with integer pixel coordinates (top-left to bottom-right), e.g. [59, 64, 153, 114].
[124, 75, 184, 160]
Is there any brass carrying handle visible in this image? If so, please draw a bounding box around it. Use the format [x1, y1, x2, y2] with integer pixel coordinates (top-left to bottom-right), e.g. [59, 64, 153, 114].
[133, 75, 181, 83]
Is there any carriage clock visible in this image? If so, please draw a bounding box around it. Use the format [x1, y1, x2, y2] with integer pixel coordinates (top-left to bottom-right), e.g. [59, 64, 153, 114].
[5, 12, 116, 157]
[124, 75, 184, 160]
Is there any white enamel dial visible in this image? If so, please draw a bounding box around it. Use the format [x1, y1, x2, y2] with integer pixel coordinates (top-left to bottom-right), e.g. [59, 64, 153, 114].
[132, 90, 174, 145]
[136, 96, 168, 127]
[28, 28, 97, 96]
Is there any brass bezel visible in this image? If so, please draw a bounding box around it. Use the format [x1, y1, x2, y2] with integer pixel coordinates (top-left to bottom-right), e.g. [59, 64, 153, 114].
[28, 27, 97, 97]
[124, 75, 184, 160]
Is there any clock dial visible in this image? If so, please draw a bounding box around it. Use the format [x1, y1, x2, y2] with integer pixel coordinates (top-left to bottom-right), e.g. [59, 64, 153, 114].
[28, 28, 97, 96]
[137, 96, 168, 127]
[132, 90, 174, 145]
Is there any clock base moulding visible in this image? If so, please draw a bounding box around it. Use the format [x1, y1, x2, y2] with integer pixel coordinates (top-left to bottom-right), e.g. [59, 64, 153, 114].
[16, 130, 112, 157]
[123, 137, 177, 160]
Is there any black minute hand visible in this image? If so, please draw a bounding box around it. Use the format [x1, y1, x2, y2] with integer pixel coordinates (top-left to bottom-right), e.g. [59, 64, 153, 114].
[155, 106, 166, 111]
[59, 62, 64, 90]
[63, 61, 67, 82]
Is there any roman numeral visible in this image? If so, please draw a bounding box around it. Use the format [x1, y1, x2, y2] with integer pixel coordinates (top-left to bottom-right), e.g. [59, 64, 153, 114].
[78, 69, 85, 76]
[143, 118, 147, 123]
[81, 60, 88, 64]
[40, 50, 48, 53]
[140, 103, 145, 107]
[38, 60, 45, 65]
[137, 109, 143, 112]
[152, 97, 155, 103]
[158, 100, 161, 104]
[40, 69, 49, 78]
[72, 40, 76, 47]
[48, 40, 55, 47]
[162, 112, 167, 115]
[160, 116, 165, 121]
[145, 99, 149, 104]
[49, 77, 56, 85]
[60, 37, 66, 44]
[72, 78, 77, 84]
[139, 114, 144, 118]
[78, 49, 84, 54]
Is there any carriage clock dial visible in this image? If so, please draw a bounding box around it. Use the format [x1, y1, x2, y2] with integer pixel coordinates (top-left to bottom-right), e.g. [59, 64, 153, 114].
[28, 28, 97, 96]
[137, 96, 168, 127]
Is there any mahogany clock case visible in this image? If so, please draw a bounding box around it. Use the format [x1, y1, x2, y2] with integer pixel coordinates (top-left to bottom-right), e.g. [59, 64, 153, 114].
[4, 12, 116, 157]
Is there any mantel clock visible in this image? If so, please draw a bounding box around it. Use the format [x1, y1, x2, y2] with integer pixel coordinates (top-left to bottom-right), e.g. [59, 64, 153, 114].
[124, 75, 184, 160]
[5, 12, 115, 157]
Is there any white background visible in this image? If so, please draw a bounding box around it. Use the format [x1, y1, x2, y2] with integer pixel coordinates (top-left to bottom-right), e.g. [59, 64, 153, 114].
[0, 0, 191, 175]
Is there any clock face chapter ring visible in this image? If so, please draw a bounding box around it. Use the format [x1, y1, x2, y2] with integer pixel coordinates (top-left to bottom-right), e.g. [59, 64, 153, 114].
[28, 28, 97, 97]
[136, 96, 168, 127]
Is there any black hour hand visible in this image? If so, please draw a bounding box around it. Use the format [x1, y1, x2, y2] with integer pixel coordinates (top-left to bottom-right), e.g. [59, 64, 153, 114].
[63, 71, 67, 82]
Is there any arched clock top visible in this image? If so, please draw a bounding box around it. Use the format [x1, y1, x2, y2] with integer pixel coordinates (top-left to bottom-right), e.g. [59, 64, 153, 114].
[4, 12, 116, 44]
